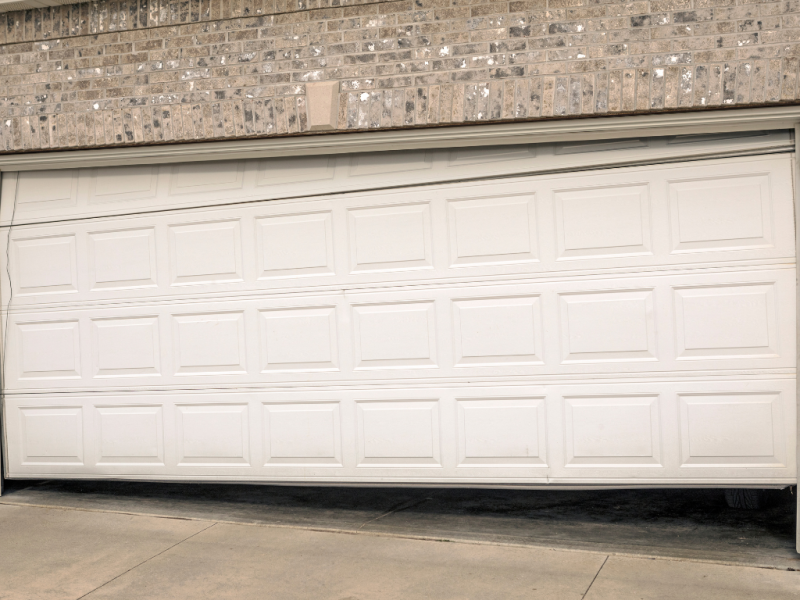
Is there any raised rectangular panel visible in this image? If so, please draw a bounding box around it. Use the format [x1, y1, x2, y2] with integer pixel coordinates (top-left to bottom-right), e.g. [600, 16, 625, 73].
[169, 220, 243, 285]
[669, 174, 772, 253]
[353, 301, 436, 369]
[91, 317, 160, 377]
[170, 161, 245, 194]
[256, 212, 334, 279]
[453, 296, 542, 366]
[13, 235, 78, 295]
[555, 184, 651, 259]
[447, 194, 537, 267]
[17, 320, 81, 379]
[89, 228, 157, 290]
[263, 403, 342, 465]
[16, 170, 78, 210]
[564, 396, 661, 466]
[560, 290, 656, 363]
[256, 156, 335, 186]
[176, 404, 250, 466]
[554, 138, 648, 154]
[173, 312, 246, 375]
[259, 307, 338, 372]
[356, 400, 441, 466]
[348, 203, 432, 273]
[679, 393, 786, 466]
[348, 151, 433, 177]
[20, 407, 83, 465]
[95, 406, 164, 465]
[89, 166, 158, 204]
[457, 398, 546, 466]
[447, 145, 536, 166]
[674, 284, 777, 359]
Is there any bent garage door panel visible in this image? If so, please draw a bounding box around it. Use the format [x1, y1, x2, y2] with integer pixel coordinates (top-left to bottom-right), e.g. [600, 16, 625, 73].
[1, 152, 796, 485]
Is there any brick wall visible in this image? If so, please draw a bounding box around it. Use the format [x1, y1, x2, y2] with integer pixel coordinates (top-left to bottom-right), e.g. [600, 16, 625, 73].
[1, 0, 799, 152]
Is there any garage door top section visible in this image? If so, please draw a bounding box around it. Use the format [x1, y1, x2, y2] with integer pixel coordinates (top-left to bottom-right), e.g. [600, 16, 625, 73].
[0, 130, 790, 228]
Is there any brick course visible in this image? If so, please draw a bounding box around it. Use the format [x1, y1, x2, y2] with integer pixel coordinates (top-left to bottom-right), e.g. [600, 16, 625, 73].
[1, 0, 800, 152]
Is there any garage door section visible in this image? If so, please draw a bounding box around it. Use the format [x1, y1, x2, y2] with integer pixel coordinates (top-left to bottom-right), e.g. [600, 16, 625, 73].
[0, 139, 796, 486]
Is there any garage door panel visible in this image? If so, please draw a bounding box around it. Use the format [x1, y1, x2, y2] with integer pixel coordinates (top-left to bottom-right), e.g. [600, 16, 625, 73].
[88, 227, 159, 291]
[262, 401, 343, 466]
[455, 397, 548, 467]
[347, 202, 434, 274]
[168, 219, 244, 285]
[3, 268, 793, 392]
[558, 289, 657, 363]
[91, 316, 161, 378]
[255, 211, 335, 279]
[563, 395, 662, 467]
[11, 233, 79, 296]
[668, 172, 774, 254]
[4, 379, 793, 482]
[452, 295, 544, 366]
[94, 405, 165, 466]
[674, 283, 780, 360]
[3, 156, 794, 313]
[88, 165, 159, 205]
[554, 183, 652, 260]
[447, 193, 539, 267]
[678, 392, 788, 468]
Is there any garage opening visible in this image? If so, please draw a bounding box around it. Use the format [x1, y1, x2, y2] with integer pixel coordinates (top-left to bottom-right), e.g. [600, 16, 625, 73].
[1, 131, 795, 489]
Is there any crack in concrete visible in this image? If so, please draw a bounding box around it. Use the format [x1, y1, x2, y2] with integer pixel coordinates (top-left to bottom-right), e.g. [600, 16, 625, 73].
[74, 521, 217, 600]
[581, 555, 609, 599]
[357, 496, 435, 531]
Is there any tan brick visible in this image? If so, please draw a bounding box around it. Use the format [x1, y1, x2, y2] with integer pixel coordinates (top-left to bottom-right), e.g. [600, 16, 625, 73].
[0, 0, 794, 152]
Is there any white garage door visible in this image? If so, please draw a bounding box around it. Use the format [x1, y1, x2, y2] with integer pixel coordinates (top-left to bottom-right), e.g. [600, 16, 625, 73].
[1, 134, 796, 487]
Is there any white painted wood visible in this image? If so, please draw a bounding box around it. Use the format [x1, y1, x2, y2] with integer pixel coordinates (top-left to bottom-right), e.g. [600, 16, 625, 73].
[0, 149, 796, 488]
[793, 124, 800, 552]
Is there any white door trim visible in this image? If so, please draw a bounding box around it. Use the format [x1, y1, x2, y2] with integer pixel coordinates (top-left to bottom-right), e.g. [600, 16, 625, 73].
[793, 124, 800, 553]
[1, 105, 800, 171]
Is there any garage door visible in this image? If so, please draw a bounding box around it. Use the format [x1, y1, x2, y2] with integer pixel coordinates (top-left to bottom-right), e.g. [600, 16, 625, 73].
[1, 134, 796, 486]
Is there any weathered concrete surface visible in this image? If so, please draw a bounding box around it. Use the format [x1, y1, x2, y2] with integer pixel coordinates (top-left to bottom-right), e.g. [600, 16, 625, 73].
[0, 504, 210, 600]
[584, 556, 800, 600]
[82, 522, 606, 600]
[2, 480, 797, 569]
[0, 506, 800, 600]
[0, 501, 797, 600]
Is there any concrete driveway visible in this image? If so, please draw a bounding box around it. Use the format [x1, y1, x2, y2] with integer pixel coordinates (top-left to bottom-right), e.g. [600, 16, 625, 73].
[0, 481, 798, 599]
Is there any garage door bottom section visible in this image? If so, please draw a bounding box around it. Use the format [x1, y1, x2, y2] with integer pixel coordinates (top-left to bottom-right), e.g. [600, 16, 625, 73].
[5, 379, 796, 485]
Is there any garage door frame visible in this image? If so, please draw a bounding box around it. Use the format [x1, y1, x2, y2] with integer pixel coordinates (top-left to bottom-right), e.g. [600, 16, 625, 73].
[0, 108, 798, 553]
[0, 105, 799, 172]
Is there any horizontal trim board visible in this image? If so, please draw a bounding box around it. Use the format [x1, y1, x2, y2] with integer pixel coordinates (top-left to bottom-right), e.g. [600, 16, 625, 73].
[2, 106, 800, 171]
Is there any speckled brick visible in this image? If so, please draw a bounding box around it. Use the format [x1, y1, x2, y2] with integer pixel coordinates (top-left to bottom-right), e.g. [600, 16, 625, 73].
[2, 0, 800, 152]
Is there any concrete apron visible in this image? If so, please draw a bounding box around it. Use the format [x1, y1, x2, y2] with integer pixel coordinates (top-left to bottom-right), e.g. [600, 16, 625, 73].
[1, 499, 799, 600]
[0, 481, 798, 571]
